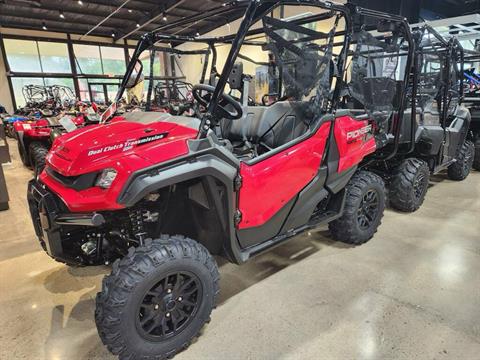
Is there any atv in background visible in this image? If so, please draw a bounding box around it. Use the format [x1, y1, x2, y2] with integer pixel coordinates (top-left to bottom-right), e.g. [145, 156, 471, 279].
[2, 114, 29, 138]
[13, 83, 101, 173]
[363, 25, 474, 212]
[464, 52, 480, 170]
[15, 102, 100, 173]
[151, 80, 195, 115]
[27, 2, 414, 358]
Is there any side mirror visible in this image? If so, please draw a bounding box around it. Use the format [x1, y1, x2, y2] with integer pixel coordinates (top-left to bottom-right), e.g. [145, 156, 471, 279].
[125, 60, 144, 88]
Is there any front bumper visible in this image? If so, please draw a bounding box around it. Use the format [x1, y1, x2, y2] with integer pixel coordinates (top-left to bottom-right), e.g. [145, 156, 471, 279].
[27, 179, 106, 264]
[27, 179, 64, 260]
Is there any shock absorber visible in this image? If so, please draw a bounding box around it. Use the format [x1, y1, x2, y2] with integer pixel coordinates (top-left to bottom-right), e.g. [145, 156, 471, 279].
[129, 208, 147, 245]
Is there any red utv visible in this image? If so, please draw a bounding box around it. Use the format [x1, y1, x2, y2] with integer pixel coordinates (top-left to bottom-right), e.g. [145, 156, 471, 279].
[27, 1, 414, 359]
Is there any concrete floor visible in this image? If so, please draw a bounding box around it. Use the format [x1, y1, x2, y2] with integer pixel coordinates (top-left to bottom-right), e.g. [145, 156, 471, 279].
[1, 137, 480, 360]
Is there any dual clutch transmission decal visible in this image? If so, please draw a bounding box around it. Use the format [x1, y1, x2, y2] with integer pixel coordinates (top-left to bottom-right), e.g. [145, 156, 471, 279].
[87, 132, 168, 156]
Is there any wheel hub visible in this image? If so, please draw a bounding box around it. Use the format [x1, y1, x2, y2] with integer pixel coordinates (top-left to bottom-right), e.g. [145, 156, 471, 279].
[357, 189, 379, 230]
[136, 272, 202, 341]
[413, 173, 427, 200]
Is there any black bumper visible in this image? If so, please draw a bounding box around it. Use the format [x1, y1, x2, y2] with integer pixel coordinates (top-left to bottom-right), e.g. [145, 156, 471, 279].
[27, 179, 65, 261]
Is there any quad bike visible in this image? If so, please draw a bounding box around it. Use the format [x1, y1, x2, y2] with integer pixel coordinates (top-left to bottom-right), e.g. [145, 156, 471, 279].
[464, 53, 480, 170]
[1, 114, 29, 138]
[15, 102, 100, 173]
[151, 80, 195, 115]
[365, 25, 474, 212]
[27, 1, 414, 359]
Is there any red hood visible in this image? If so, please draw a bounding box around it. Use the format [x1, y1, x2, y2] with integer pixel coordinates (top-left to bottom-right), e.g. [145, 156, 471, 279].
[47, 112, 200, 176]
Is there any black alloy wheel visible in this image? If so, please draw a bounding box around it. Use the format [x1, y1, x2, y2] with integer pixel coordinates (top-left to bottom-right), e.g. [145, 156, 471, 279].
[357, 189, 380, 230]
[136, 271, 202, 341]
[329, 170, 386, 245]
[413, 172, 427, 201]
[95, 236, 219, 360]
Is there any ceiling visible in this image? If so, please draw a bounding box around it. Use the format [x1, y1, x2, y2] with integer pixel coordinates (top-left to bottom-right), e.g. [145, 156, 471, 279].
[0, 0, 246, 41]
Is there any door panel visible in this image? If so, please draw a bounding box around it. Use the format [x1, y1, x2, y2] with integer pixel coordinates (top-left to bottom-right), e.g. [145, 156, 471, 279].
[237, 122, 331, 229]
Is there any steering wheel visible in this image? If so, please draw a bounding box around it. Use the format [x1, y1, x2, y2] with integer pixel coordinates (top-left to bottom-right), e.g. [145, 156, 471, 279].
[192, 84, 243, 120]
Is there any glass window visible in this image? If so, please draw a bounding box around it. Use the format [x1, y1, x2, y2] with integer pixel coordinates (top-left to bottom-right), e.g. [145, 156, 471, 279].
[129, 49, 162, 77]
[78, 78, 121, 104]
[101, 46, 126, 75]
[38, 42, 71, 73]
[4, 39, 42, 72]
[74, 44, 103, 75]
[11, 77, 44, 108]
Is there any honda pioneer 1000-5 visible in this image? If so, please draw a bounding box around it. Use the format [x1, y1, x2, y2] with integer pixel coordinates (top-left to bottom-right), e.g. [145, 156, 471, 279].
[27, 1, 414, 358]
[366, 25, 474, 212]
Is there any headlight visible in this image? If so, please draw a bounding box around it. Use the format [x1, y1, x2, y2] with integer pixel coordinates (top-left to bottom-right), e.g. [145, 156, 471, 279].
[95, 168, 117, 189]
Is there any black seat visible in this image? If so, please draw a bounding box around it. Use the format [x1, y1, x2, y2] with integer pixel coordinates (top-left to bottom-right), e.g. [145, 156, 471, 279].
[218, 101, 309, 150]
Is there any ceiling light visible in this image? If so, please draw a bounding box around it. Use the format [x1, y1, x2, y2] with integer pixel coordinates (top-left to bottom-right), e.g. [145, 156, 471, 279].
[196, 32, 200, 36]
[136, 23, 140, 28]
[78, 0, 83, 5]
[162, 13, 167, 21]
[59, 11, 65, 19]
[111, 31, 116, 37]
[42, 22, 47, 30]
[128, 9, 132, 13]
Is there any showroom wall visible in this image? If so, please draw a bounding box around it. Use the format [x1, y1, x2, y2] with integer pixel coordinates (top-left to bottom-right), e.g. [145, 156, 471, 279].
[0, 45, 13, 113]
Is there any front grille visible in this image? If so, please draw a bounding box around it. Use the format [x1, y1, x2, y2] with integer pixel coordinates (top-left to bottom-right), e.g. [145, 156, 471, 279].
[46, 167, 98, 191]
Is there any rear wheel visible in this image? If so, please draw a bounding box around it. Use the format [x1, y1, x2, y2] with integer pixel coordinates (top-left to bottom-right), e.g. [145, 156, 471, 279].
[389, 158, 430, 212]
[329, 171, 386, 245]
[29, 142, 49, 176]
[448, 140, 475, 181]
[95, 235, 219, 360]
[473, 139, 480, 171]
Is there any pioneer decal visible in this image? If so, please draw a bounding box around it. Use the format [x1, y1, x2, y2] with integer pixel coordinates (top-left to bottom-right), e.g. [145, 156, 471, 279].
[346, 125, 372, 142]
[87, 132, 168, 156]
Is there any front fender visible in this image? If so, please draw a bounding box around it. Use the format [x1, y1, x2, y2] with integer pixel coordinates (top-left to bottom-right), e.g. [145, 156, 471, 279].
[118, 154, 237, 206]
[118, 153, 244, 263]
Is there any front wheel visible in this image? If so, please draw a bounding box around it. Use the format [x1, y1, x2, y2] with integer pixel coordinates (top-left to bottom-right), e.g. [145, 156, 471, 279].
[447, 140, 475, 181]
[95, 235, 219, 360]
[29, 142, 49, 176]
[329, 171, 386, 245]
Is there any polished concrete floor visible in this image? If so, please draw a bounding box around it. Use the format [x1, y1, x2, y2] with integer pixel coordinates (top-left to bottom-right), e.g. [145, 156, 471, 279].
[1, 137, 480, 360]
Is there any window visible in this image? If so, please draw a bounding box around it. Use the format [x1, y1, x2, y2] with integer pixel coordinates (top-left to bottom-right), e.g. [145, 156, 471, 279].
[11, 77, 44, 108]
[101, 46, 126, 75]
[38, 42, 71, 73]
[74, 44, 103, 75]
[2, 36, 133, 109]
[4, 39, 42, 72]
[129, 49, 162, 77]
[78, 78, 121, 104]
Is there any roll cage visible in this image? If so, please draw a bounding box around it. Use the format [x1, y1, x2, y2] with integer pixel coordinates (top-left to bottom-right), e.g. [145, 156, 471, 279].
[405, 25, 465, 139]
[111, 0, 414, 151]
